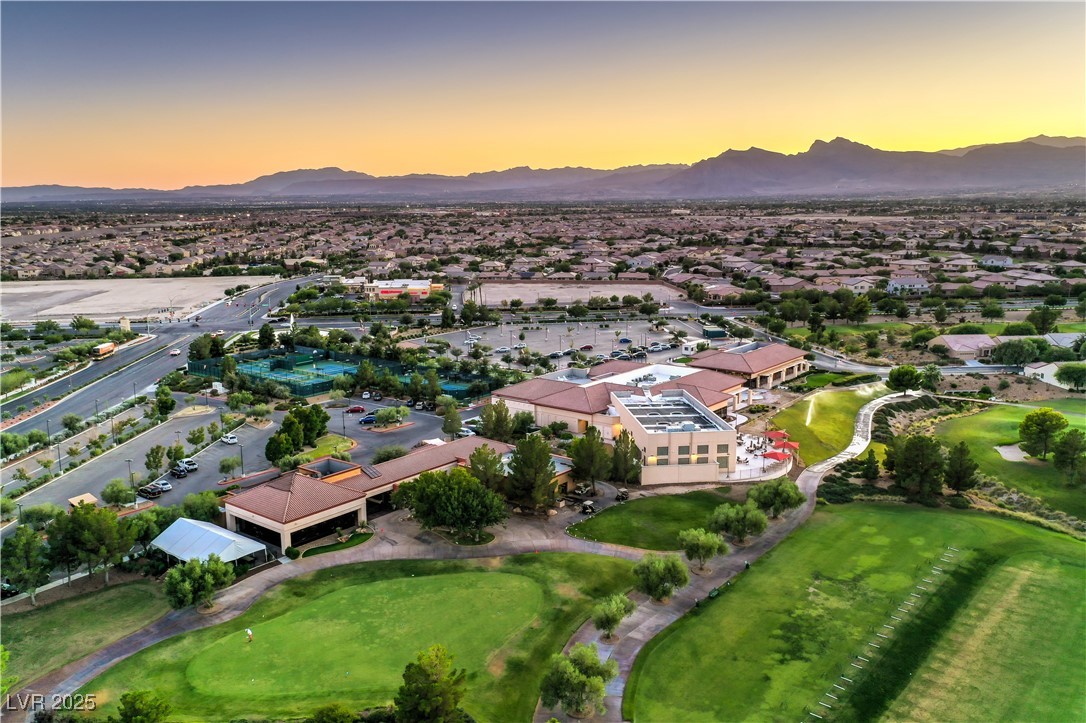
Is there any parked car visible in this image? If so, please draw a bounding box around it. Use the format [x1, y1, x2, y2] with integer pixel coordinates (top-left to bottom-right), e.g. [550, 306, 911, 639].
[405, 399, 416, 408]
[631, 351, 648, 360]
[579, 344, 594, 351]
[423, 401, 435, 410]
[548, 351, 563, 359]
[616, 488, 630, 502]
[346, 405, 365, 414]
[179, 458, 198, 471]
[138, 486, 163, 499]
[415, 402, 426, 410]
[169, 466, 188, 478]
[221, 433, 238, 444]
[361, 391, 372, 399]
[455, 427, 476, 438]
[616, 353, 632, 361]
[372, 392, 383, 401]
[359, 415, 377, 424]
[610, 350, 624, 358]
[149, 480, 173, 492]
[618, 337, 632, 344]
[494, 346, 511, 353]
[512, 343, 527, 350]
[1, 581, 22, 599]
[595, 353, 608, 360]
[169, 348, 181, 356]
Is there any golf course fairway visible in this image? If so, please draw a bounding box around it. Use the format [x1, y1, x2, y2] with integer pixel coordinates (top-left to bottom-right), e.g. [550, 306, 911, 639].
[81, 554, 636, 722]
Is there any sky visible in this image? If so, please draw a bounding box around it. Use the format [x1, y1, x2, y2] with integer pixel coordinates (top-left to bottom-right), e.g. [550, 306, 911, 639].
[2, 1, 1084, 188]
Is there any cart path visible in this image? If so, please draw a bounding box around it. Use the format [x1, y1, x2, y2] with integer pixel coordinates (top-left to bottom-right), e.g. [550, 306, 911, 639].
[13, 392, 918, 721]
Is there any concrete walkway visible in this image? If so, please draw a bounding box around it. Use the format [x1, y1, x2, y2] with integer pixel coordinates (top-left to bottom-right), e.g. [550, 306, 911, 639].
[534, 390, 918, 722]
[15, 392, 916, 721]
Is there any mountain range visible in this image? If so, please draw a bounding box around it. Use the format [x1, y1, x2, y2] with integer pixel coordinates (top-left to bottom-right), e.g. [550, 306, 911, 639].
[4, 136, 1083, 203]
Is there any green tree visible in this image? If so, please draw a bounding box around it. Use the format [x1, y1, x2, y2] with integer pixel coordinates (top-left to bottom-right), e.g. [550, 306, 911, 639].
[394, 644, 468, 723]
[307, 703, 356, 723]
[707, 502, 768, 543]
[677, 527, 727, 571]
[507, 434, 557, 509]
[101, 478, 136, 506]
[1018, 407, 1068, 460]
[980, 302, 1004, 320]
[442, 404, 462, 439]
[145, 444, 167, 476]
[154, 385, 176, 416]
[219, 456, 241, 476]
[919, 363, 943, 392]
[0, 645, 15, 697]
[1053, 428, 1086, 486]
[746, 478, 805, 518]
[478, 399, 514, 442]
[391, 467, 507, 541]
[162, 554, 236, 609]
[466, 442, 503, 488]
[569, 425, 610, 494]
[540, 643, 617, 718]
[886, 365, 921, 396]
[281, 415, 305, 451]
[166, 443, 186, 465]
[181, 491, 221, 522]
[1026, 305, 1060, 334]
[70, 314, 98, 331]
[591, 593, 636, 639]
[264, 433, 293, 465]
[257, 323, 277, 349]
[1054, 363, 1086, 391]
[931, 304, 948, 323]
[373, 445, 409, 464]
[893, 435, 946, 497]
[186, 426, 206, 448]
[61, 413, 84, 435]
[1, 525, 50, 605]
[944, 441, 979, 492]
[610, 430, 642, 486]
[114, 689, 171, 723]
[632, 552, 690, 602]
[860, 449, 880, 481]
[990, 339, 1039, 366]
[69, 502, 134, 585]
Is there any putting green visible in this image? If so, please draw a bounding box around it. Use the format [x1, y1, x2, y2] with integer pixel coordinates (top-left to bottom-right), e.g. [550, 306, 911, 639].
[187, 573, 541, 699]
[82, 555, 636, 722]
[625, 504, 1085, 722]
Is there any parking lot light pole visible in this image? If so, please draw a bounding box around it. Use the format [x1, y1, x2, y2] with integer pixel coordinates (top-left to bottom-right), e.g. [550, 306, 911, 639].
[341, 411, 347, 436]
[239, 445, 245, 476]
[125, 458, 134, 488]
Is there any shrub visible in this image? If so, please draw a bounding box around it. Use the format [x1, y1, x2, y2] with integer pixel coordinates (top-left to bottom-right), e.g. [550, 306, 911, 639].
[285, 546, 300, 559]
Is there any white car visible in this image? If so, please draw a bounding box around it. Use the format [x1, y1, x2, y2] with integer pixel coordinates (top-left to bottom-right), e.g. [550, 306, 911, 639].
[512, 343, 527, 350]
[221, 433, 238, 445]
[361, 391, 372, 399]
[494, 346, 511, 353]
[179, 458, 198, 471]
[150, 480, 173, 492]
[169, 349, 182, 356]
[456, 427, 476, 438]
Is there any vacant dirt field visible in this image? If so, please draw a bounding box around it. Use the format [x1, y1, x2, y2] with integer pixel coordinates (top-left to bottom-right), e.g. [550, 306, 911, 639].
[475, 281, 685, 306]
[0, 276, 277, 321]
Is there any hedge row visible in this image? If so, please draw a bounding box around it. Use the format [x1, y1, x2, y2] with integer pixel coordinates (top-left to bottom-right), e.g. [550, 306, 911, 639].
[830, 372, 882, 387]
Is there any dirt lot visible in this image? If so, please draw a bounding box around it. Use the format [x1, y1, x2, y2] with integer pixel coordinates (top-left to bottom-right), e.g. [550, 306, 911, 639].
[0, 276, 277, 321]
[475, 281, 685, 306]
[934, 373, 1074, 403]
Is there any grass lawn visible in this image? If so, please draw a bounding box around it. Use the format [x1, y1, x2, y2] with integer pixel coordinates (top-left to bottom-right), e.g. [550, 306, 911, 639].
[301, 532, 373, 557]
[1, 581, 169, 687]
[81, 554, 635, 722]
[771, 384, 892, 465]
[625, 504, 1085, 723]
[307, 433, 354, 458]
[935, 401, 1086, 518]
[567, 488, 743, 550]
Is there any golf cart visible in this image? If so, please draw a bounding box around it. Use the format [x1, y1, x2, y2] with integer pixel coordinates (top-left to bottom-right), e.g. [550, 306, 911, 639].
[580, 500, 598, 515]
[616, 488, 630, 502]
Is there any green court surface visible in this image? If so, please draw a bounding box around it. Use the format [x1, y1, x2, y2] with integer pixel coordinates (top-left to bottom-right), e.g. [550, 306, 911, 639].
[81, 554, 635, 722]
[771, 384, 891, 465]
[935, 400, 1086, 518]
[625, 504, 1085, 723]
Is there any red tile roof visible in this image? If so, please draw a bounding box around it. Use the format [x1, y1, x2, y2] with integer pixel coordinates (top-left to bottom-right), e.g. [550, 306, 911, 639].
[689, 343, 805, 376]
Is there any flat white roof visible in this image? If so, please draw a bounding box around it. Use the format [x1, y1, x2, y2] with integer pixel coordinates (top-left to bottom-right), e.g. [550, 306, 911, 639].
[612, 389, 733, 434]
[548, 363, 699, 388]
[151, 518, 265, 563]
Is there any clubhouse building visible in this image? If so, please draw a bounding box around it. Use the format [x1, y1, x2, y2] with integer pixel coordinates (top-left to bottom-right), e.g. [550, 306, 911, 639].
[688, 342, 809, 389]
[225, 437, 571, 551]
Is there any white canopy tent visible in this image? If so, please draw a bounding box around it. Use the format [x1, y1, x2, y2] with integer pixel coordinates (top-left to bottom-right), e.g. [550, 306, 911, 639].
[151, 518, 268, 564]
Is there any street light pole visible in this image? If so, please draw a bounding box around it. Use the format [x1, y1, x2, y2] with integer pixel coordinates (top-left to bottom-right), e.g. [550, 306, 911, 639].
[239, 445, 245, 475]
[125, 458, 134, 487]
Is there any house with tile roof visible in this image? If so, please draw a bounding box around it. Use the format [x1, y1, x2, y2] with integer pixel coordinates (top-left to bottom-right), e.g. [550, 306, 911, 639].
[688, 342, 809, 389]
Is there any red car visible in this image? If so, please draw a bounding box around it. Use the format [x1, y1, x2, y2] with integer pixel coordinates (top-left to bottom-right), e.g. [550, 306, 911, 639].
[579, 344, 594, 351]
[346, 405, 365, 413]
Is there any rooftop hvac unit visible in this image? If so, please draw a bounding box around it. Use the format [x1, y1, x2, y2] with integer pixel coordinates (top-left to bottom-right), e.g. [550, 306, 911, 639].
[681, 422, 698, 432]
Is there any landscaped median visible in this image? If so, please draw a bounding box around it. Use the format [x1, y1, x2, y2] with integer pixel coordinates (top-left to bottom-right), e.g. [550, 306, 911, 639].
[78, 554, 636, 722]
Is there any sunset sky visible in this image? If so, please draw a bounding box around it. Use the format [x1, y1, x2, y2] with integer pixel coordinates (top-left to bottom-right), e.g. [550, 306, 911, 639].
[2, 1, 1083, 189]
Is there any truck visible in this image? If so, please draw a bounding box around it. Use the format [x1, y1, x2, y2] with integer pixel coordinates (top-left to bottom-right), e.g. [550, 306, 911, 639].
[90, 342, 116, 359]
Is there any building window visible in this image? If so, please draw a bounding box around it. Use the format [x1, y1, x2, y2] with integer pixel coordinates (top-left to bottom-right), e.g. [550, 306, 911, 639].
[717, 444, 729, 454]
[656, 446, 669, 458]
[657, 457, 669, 466]
[697, 445, 709, 455]
[678, 445, 690, 456]
[678, 457, 690, 465]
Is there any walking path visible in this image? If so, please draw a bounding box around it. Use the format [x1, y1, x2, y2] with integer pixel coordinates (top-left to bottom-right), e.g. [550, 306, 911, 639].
[15, 392, 918, 721]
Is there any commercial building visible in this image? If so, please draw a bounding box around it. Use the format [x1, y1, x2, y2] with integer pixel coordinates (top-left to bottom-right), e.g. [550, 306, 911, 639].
[688, 342, 809, 389]
[346, 278, 444, 301]
[224, 437, 571, 551]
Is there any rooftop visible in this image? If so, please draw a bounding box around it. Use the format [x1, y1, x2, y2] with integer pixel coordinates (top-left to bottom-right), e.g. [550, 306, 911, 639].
[612, 389, 734, 434]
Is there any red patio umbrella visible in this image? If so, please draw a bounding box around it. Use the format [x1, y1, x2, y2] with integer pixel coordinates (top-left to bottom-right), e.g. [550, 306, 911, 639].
[762, 451, 790, 461]
[774, 440, 801, 450]
[766, 430, 789, 439]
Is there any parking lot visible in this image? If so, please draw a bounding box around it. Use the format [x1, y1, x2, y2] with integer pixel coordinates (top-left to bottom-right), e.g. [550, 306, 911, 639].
[421, 318, 704, 368]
